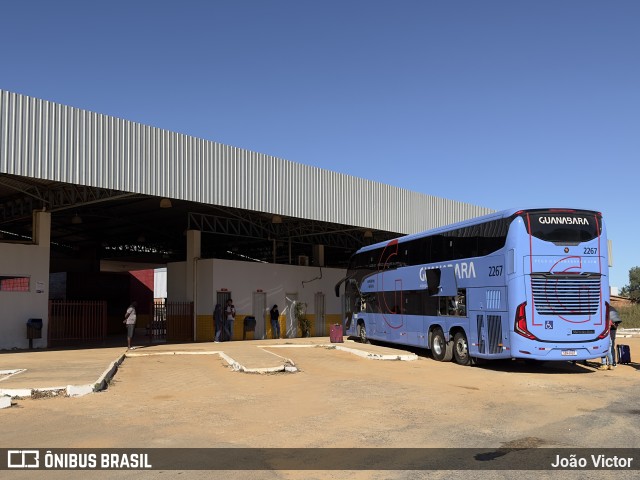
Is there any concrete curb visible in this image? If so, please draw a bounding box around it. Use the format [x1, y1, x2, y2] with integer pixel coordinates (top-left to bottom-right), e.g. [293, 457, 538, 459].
[254, 348, 298, 373]
[0, 354, 127, 402]
[0, 369, 27, 380]
[1, 385, 67, 400]
[219, 352, 297, 373]
[126, 349, 298, 374]
[125, 351, 221, 357]
[0, 370, 29, 404]
[265, 343, 419, 361]
[332, 345, 419, 361]
[90, 353, 127, 394]
[0, 387, 32, 398]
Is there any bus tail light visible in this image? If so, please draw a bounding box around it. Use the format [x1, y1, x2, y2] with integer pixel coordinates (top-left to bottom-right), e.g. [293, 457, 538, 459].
[514, 302, 536, 340]
[597, 302, 612, 340]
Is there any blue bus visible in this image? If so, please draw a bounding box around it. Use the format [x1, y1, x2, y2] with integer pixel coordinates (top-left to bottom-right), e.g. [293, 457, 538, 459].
[335, 208, 611, 365]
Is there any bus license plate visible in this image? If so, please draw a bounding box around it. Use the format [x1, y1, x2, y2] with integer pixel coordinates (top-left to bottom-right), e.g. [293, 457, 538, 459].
[561, 350, 577, 356]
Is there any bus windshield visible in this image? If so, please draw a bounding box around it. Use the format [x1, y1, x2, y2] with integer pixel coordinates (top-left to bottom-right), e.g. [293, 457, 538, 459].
[523, 210, 601, 244]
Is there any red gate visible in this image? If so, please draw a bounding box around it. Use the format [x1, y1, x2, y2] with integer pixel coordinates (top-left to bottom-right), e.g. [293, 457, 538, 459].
[166, 301, 194, 343]
[48, 300, 108, 347]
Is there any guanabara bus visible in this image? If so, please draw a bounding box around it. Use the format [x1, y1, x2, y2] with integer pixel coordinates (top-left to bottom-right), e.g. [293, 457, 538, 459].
[335, 208, 611, 365]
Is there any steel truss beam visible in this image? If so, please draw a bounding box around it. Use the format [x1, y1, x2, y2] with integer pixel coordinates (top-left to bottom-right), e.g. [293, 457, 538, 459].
[0, 176, 135, 223]
[188, 212, 393, 250]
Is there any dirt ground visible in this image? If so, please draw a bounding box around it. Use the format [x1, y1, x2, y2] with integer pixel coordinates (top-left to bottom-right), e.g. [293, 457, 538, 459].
[2, 336, 640, 480]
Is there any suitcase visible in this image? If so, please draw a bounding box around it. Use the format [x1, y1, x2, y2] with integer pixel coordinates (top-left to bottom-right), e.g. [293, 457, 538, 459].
[616, 344, 631, 364]
[330, 324, 344, 343]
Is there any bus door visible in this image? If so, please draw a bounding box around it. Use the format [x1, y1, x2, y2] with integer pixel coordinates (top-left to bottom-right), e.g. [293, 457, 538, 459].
[422, 267, 458, 343]
[345, 278, 362, 335]
[376, 274, 404, 339]
[375, 240, 402, 339]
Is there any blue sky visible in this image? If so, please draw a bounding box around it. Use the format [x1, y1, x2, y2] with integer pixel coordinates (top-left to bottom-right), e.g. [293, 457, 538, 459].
[1, 1, 638, 289]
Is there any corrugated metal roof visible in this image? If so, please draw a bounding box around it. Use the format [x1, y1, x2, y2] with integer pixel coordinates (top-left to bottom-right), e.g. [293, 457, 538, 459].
[0, 89, 493, 235]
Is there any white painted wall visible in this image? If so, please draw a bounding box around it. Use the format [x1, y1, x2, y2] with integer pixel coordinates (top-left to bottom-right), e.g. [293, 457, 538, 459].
[168, 257, 345, 337]
[205, 258, 343, 315]
[170, 259, 344, 313]
[167, 262, 188, 301]
[0, 212, 51, 349]
[154, 268, 167, 298]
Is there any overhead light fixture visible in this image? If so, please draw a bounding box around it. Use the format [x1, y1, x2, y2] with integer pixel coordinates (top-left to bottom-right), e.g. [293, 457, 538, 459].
[272, 215, 283, 224]
[160, 198, 172, 209]
[364, 230, 373, 238]
[71, 213, 82, 224]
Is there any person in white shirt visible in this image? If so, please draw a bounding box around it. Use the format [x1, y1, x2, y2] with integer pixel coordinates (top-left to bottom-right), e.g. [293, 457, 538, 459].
[123, 301, 137, 349]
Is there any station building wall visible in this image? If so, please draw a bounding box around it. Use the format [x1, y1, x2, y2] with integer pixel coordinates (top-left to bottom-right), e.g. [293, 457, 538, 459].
[0, 212, 50, 350]
[167, 258, 345, 341]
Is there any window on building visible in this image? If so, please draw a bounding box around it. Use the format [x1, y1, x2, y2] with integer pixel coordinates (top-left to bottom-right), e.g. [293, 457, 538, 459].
[0, 276, 30, 292]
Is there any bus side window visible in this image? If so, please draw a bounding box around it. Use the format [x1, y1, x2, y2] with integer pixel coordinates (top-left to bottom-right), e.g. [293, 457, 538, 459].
[438, 290, 466, 316]
[438, 297, 449, 316]
[362, 293, 376, 313]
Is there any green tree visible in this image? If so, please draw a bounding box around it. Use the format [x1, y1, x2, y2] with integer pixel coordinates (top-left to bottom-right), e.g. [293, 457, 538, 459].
[619, 266, 640, 303]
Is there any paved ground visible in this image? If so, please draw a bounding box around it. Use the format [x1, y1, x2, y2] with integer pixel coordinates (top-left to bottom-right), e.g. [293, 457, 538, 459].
[1, 333, 639, 479]
[0, 337, 416, 397]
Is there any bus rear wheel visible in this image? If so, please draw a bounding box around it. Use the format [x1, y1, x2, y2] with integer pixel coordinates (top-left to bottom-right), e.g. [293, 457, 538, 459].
[453, 331, 471, 366]
[430, 328, 452, 362]
[358, 323, 369, 344]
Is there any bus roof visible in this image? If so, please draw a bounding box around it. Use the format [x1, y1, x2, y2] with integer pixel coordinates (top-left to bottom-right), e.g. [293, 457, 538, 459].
[357, 207, 601, 253]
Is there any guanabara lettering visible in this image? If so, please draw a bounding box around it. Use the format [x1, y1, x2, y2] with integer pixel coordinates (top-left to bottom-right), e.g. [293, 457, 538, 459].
[455, 261, 476, 279]
[538, 216, 589, 225]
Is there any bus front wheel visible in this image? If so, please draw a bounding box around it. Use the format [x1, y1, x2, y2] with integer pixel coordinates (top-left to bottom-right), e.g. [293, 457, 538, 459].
[358, 323, 369, 344]
[430, 328, 452, 362]
[453, 331, 471, 366]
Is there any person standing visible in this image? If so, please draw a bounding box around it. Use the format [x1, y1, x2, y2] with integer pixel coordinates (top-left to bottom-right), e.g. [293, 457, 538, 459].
[123, 301, 137, 349]
[608, 306, 622, 368]
[270, 304, 280, 339]
[224, 299, 236, 341]
[600, 306, 622, 370]
[213, 303, 223, 343]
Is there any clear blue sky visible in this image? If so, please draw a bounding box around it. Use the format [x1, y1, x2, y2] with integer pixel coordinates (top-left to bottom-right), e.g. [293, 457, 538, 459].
[1, 1, 638, 289]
